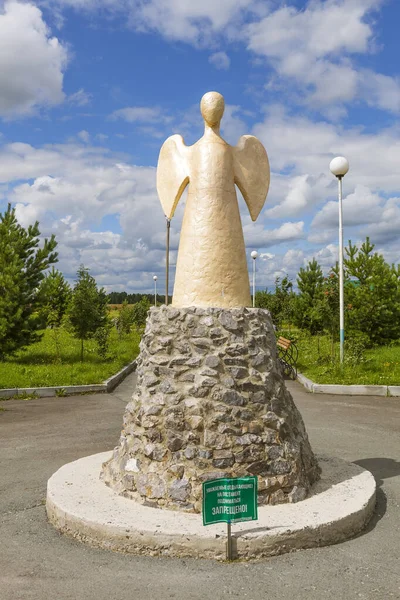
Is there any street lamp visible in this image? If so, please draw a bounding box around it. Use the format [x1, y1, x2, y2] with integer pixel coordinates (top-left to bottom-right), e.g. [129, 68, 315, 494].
[251, 250, 258, 308]
[165, 216, 171, 306]
[153, 275, 158, 307]
[329, 156, 350, 364]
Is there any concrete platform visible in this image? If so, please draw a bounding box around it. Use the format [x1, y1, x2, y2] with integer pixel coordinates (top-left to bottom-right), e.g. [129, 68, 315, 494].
[46, 452, 376, 560]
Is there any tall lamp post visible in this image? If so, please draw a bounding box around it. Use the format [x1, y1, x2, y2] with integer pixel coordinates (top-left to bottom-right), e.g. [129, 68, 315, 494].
[251, 251, 258, 308]
[165, 217, 171, 306]
[329, 156, 350, 364]
[153, 275, 158, 307]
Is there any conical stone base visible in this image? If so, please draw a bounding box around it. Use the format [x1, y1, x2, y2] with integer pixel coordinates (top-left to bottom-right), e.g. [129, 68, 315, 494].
[101, 307, 320, 512]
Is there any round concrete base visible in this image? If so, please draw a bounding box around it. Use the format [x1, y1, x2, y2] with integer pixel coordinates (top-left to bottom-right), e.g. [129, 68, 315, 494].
[46, 452, 376, 560]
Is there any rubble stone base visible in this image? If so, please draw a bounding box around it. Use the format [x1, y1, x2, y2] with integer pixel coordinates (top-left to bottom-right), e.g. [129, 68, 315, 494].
[101, 306, 320, 511]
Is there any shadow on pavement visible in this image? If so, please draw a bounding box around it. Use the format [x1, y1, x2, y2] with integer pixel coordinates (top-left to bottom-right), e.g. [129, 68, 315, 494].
[352, 457, 400, 534]
[354, 457, 400, 486]
[237, 458, 399, 543]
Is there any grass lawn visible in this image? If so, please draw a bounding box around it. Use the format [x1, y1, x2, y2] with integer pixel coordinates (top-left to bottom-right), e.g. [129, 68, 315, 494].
[288, 329, 400, 385]
[0, 328, 140, 389]
[3, 320, 399, 389]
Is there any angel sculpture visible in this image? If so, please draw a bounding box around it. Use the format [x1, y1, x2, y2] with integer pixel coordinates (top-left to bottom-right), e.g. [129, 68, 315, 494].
[157, 91, 270, 308]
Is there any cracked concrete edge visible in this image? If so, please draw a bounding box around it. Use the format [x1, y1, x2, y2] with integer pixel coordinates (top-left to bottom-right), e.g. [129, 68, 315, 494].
[46, 452, 376, 561]
[297, 372, 399, 397]
[0, 360, 137, 400]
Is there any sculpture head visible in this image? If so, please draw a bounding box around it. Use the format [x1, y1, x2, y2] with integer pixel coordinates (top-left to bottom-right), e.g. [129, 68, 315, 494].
[201, 91, 225, 127]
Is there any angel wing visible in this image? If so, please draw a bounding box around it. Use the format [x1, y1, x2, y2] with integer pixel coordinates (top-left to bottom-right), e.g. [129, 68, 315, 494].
[156, 134, 189, 219]
[233, 135, 270, 221]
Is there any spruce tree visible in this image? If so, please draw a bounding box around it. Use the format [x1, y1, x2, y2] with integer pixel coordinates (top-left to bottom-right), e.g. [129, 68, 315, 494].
[37, 267, 72, 361]
[0, 204, 58, 359]
[344, 238, 400, 345]
[116, 300, 135, 336]
[67, 265, 109, 361]
[37, 267, 71, 328]
[131, 297, 151, 330]
[294, 258, 324, 335]
[255, 277, 294, 330]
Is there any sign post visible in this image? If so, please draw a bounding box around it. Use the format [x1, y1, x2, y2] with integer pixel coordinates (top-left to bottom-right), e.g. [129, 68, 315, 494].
[202, 477, 258, 560]
[227, 521, 233, 560]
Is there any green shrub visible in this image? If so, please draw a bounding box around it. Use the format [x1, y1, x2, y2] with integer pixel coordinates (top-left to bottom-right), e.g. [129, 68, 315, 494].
[344, 332, 370, 366]
[116, 301, 135, 336]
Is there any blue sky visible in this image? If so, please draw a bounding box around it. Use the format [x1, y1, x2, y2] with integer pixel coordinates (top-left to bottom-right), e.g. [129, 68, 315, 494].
[0, 0, 399, 293]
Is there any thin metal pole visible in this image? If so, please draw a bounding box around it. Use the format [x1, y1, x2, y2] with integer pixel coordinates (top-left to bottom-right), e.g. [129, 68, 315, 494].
[252, 259, 256, 308]
[338, 176, 344, 364]
[166, 217, 171, 306]
[226, 521, 233, 561]
[154, 280, 157, 307]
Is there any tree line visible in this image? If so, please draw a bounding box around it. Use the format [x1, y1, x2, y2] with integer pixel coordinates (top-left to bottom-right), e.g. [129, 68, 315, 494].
[107, 291, 171, 305]
[2, 203, 399, 363]
[256, 237, 400, 351]
[0, 205, 148, 362]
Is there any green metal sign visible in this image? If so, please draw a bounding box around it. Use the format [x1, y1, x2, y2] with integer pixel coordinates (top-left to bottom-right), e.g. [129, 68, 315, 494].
[202, 477, 258, 526]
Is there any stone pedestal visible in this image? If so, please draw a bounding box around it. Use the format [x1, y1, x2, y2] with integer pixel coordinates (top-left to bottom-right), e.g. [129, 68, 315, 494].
[101, 307, 320, 512]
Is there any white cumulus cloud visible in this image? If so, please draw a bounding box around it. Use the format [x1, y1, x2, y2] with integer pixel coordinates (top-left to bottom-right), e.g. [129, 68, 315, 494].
[68, 88, 92, 106]
[209, 51, 230, 70]
[246, 0, 399, 113]
[110, 106, 168, 123]
[0, 1, 68, 118]
[41, 0, 255, 45]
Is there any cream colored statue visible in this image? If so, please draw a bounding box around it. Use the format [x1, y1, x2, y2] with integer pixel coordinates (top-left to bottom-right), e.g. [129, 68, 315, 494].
[157, 91, 270, 308]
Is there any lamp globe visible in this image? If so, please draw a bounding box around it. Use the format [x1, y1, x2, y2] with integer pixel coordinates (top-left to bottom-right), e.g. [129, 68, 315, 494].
[330, 156, 349, 177]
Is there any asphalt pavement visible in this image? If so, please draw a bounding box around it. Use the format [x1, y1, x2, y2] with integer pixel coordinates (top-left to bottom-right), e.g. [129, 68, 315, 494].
[1, 373, 399, 600]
